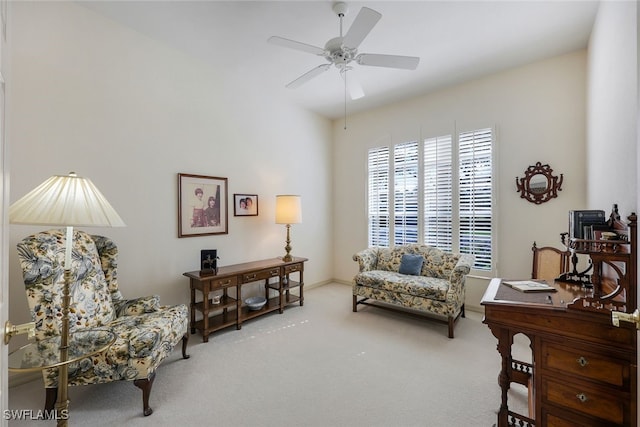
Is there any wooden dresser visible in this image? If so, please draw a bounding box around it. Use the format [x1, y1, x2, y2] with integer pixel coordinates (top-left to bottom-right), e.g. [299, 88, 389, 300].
[482, 210, 637, 426]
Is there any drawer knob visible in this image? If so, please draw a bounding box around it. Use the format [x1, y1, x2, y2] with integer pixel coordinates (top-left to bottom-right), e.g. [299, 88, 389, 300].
[576, 356, 589, 367]
[576, 393, 588, 403]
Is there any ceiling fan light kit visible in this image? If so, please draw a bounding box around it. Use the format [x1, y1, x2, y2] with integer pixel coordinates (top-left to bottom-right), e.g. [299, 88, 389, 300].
[268, 1, 420, 127]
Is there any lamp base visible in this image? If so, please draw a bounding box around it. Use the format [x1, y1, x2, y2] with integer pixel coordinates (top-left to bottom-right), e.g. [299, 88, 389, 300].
[282, 224, 293, 262]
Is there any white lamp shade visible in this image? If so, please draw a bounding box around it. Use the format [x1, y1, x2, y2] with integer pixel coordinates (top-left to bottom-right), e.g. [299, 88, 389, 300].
[9, 172, 126, 227]
[275, 195, 302, 224]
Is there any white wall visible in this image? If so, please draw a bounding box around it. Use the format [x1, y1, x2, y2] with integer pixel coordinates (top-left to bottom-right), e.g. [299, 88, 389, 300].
[7, 2, 333, 340]
[586, 1, 639, 412]
[333, 51, 588, 311]
[587, 0, 638, 216]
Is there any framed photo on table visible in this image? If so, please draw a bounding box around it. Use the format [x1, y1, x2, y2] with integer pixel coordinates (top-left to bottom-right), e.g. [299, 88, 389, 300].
[234, 194, 258, 216]
[178, 173, 228, 237]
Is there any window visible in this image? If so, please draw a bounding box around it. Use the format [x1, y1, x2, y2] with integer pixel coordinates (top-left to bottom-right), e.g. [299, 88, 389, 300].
[394, 141, 419, 245]
[458, 129, 493, 270]
[367, 127, 494, 271]
[424, 135, 453, 252]
[367, 147, 389, 247]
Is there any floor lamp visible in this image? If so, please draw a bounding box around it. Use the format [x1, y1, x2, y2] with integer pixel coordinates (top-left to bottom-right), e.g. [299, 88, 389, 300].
[9, 172, 125, 427]
[275, 195, 302, 262]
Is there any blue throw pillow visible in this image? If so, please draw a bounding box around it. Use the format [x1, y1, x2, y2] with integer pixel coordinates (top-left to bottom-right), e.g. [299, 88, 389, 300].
[399, 254, 424, 276]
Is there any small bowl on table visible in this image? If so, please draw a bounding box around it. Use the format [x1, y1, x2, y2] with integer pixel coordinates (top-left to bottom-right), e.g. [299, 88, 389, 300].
[245, 296, 267, 311]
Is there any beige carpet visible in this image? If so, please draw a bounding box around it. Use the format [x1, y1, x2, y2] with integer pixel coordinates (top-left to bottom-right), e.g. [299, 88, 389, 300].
[8, 283, 523, 426]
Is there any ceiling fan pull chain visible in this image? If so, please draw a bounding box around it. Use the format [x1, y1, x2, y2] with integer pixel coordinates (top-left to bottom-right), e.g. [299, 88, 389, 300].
[344, 69, 348, 130]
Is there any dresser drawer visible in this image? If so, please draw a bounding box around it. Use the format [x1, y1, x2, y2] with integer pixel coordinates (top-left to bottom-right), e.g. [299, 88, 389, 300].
[209, 276, 237, 289]
[542, 377, 627, 425]
[543, 408, 615, 427]
[541, 342, 630, 388]
[242, 267, 280, 283]
[284, 263, 303, 274]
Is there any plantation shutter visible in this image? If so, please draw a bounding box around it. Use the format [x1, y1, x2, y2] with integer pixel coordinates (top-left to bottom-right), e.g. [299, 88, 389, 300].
[394, 141, 419, 245]
[423, 135, 453, 251]
[367, 147, 390, 247]
[458, 128, 493, 270]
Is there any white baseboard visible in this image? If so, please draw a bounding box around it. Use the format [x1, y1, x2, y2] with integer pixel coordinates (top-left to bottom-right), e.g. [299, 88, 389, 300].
[9, 370, 40, 389]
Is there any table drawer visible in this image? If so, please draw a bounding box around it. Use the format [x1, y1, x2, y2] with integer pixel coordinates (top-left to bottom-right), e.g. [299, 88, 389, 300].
[543, 409, 612, 427]
[208, 276, 237, 289]
[242, 267, 280, 283]
[284, 263, 302, 274]
[542, 342, 630, 388]
[542, 377, 627, 425]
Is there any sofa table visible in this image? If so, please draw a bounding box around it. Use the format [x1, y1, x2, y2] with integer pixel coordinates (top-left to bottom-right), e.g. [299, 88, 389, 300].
[184, 257, 307, 342]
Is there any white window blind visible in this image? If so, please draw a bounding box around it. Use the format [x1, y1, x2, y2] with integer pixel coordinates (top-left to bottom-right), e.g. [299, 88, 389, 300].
[367, 147, 390, 247]
[458, 128, 493, 270]
[394, 141, 419, 245]
[366, 127, 494, 271]
[423, 135, 453, 251]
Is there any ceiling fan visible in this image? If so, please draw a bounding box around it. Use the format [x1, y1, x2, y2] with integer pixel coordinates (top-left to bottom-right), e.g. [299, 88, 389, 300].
[268, 2, 420, 100]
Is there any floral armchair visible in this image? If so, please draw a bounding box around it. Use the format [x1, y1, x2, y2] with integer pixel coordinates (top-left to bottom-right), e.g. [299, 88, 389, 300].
[16, 229, 190, 416]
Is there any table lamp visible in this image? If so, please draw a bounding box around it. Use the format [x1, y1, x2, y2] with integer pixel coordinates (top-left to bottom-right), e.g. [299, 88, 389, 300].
[275, 195, 302, 262]
[9, 172, 125, 427]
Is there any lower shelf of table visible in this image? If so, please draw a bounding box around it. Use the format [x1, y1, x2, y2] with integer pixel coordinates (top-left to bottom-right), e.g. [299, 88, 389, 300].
[241, 297, 281, 321]
[191, 294, 302, 341]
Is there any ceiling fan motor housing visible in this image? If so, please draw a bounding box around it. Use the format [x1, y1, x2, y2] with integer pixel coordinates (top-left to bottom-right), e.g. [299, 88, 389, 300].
[325, 37, 356, 67]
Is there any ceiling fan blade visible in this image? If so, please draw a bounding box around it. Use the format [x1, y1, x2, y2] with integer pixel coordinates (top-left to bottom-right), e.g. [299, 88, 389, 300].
[343, 7, 381, 49]
[268, 36, 325, 56]
[286, 64, 331, 89]
[356, 53, 420, 70]
[340, 70, 365, 100]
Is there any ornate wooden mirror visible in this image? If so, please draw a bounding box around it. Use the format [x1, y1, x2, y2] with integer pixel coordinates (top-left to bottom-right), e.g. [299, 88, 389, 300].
[516, 162, 563, 204]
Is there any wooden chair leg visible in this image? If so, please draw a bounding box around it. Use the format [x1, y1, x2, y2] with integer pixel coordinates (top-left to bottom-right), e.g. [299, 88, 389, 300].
[134, 372, 156, 416]
[353, 295, 358, 312]
[461, 304, 466, 318]
[448, 317, 454, 339]
[44, 388, 57, 412]
[181, 333, 190, 359]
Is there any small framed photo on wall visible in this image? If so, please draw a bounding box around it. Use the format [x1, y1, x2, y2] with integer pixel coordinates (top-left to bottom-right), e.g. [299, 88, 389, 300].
[178, 173, 228, 237]
[234, 194, 258, 216]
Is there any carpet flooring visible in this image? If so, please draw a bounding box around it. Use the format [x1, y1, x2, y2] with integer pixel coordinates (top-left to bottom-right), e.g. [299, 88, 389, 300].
[8, 283, 527, 426]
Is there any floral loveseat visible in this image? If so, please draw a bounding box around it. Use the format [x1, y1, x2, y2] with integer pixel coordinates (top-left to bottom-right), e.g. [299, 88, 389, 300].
[352, 244, 474, 338]
[16, 229, 190, 416]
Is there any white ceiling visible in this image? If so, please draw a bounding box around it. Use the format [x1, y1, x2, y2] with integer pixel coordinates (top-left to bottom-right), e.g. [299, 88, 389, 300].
[79, 0, 599, 119]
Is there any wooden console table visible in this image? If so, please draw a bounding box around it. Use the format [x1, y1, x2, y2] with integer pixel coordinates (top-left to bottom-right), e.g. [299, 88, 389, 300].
[482, 210, 637, 426]
[184, 257, 307, 342]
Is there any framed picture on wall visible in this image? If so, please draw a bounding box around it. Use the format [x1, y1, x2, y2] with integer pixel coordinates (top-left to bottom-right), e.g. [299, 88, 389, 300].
[234, 194, 258, 216]
[178, 173, 228, 237]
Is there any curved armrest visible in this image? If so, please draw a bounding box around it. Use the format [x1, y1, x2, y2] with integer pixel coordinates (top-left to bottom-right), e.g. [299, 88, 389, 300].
[446, 254, 475, 300]
[114, 295, 160, 317]
[352, 248, 379, 272]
